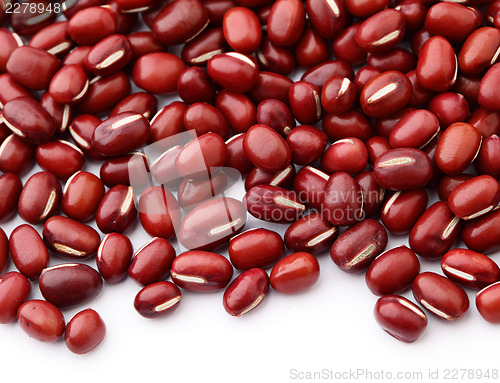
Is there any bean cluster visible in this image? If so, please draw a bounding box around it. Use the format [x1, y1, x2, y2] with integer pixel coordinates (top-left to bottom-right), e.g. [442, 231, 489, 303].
[0, 0, 499, 353]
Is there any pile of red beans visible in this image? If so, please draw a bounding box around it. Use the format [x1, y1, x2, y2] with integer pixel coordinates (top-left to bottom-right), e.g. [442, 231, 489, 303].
[0, 0, 499, 353]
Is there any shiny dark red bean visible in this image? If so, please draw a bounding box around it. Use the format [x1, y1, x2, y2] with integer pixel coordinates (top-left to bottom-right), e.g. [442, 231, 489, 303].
[36, 140, 84, 180]
[127, 31, 165, 61]
[67, 6, 117, 45]
[355, 171, 385, 218]
[428, 92, 470, 129]
[435, 122, 482, 176]
[323, 172, 364, 226]
[367, 48, 417, 74]
[84, 34, 132, 77]
[96, 233, 133, 283]
[416, 36, 457, 92]
[355, 9, 406, 54]
[29, 21, 73, 57]
[256, 36, 295, 75]
[0, 173, 22, 221]
[207, 52, 259, 93]
[65, 309, 106, 354]
[226, 134, 254, 176]
[134, 281, 181, 318]
[425, 2, 481, 43]
[177, 171, 228, 210]
[360, 71, 412, 119]
[17, 300, 65, 343]
[216, 90, 256, 134]
[476, 135, 500, 177]
[178, 197, 246, 250]
[476, 282, 500, 323]
[478, 64, 500, 112]
[305, 0, 345, 39]
[48, 65, 88, 105]
[0, 134, 35, 175]
[366, 136, 391, 165]
[270, 252, 319, 294]
[110, 92, 157, 120]
[412, 272, 469, 321]
[223, 268, 269, 317]
[345, 0, 388, 18]
[267, 0, 305, 47]
[381, 189, 428, 235]
[301, 60, 354, 89]
[183, 102, 230, 139]
[6, 46, 60, 90]
[171, 250, 233, 292]
[9, 224, 48, 282]
[284, 213, 338, 254]
[248, 71, 293, 105]
[152, 0, 208, 45]
[374, 295, 427, 343]
[150, 147, 183, 188]
[181, 27, 226, 66]
[463, 209, 500, 254]
[18, 171, 61, 225]
[96, 185, 137, 234]
[321, 75, 356, 115]
[256, 99, 295, 136]
[407, 70, 434, 107]
[374, 148, 433, 191]
[332, 23, 366, 66]
[0, 73, 34, 108]
[322, 108, 374, 142]
[0, 29, 23, 73]
[0, 272, 31, 324]
[438, 174, 474, 201]
[458, 27, 500, 77]
[468, 108, 500, 138]
[293, 25, 329, 69]
[389, 109, 440, 149]
[288, 81, 322, 126]
[39, 263, 103, 308]
[286, 125, 327, 166]
[229, 228, 284, 270]
[128, 237, 176, 286]
[2, 97, 56, 144]
[442, 249, 500, 290]
[321, 138, 368, 175]
[330, 219, 388, 273]
[149, 101, 187, 143]
[366, 246, 420, 296]
[223, 6, 261, 54]
[293, 166, 329, 211]
[177, 67, 216, 105]
[409, 201, 462, 259]
[244, 185, 305, 223]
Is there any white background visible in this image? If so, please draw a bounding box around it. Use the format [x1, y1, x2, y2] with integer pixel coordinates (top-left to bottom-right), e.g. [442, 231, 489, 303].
[1, 15, 499, 383]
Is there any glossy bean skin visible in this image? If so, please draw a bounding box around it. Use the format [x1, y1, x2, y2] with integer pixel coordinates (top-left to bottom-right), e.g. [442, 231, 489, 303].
[134, 281, 182, 318]
[43, 216, 101, 259]
[128, 238, 176, 286]
[0, 272, 31, 324]
[293, 25, 329, 69]
[360, 71, 412, 119]
[245, 165, 295, 192]
[284, 213, 338, 254]
[321, 75, 356, 115]
[416, 36, 457, 92]
[96, 185, 137, 234]
[374, 148, 433, 191]
[448, 175, 500, 220]
[216, 91, 256, 134]
[412, 272, 469, 321]
[442, 249, 500, 290]
[39, 263, 103, 308]
[293, 166, 329, 211]
[322, 108, 374, 142]
[428, 92, 470, 129]
[150, 147, 184, 188]
[288, 81, 322, 125]
[0, 73, 34, 108]
[65, 309, 106, 354]
[132, 52, 186, 95]
[256, 99, 295, 136]
[0, 134, 36, 175]
[438, 174, 474, 201]
[0, 29, 23, 73]
[178, 197, 247, 251]
[305, 0, 345, 39]
[207, 52, 258, 93]
[2, 97, 56, 144]
[92, 112, 150, 157]
[78, 72, 131, 115]
[229, 228, 284, 270]
[425, 2, 481, 43]
[48, 64, 88, 105]
[267, 0, 306, 47]
[248, 71, 293, 105]
[152, 0, 208, 45]
[178, 171, 228, 210]
[323, 172, 364, 226]
[468, 108, 500, 138]
[366, 136, 391, 165]
[409, 201, 462, 259]
[389, 109, 440, 149]
[243, 124, 291, 172]
[476, 135, 500, 177]
[270, 252, 319, 294]
[9, 225, 49, 280]
[67, 6, 117, 45]
[223, 268, 269, 317]
[463, 209, 500, 254]
[183, 103, 230, 140]
[223, 7, 261, 54]
[62, 171, 105, 222]
[332, 23, 366, 66]
[458, 27, 500, 77]
[367, 48, 417, 74]
[435, 122, 482, 176]
[170, 250, 233, 292]
[96, 233, 133, 283]
[35, 140, 84, 180]
[0, 229, 7, 274]
[28, 21, 73, 57]
[139, 186, 181, 240]
[301, 60, 354, 90]
[6, 46, 60, 90]
[321, 138, 368, 175]
[149, 101, 187, 143]
[84, 34, 132, 77]
[177, 67, 216, 105]
[127, 31, 165, 61]
[476, 282, 500, 323]
[286, 125, 328, 166]
[244, 185, 305, 224]
[374, 295, 427, 343]
[181, 27, 226, 66]
[478, 64, 500, 112]
[226, 134, 254, 175]
[330, 219, 388, 273]
[356, 9, 406, 54]
[355, 171, 385, 218]
[18, 171, 61, 225]
[366, 246, 420, 296]
[175, 132, 228, 179]
[381, 189, 428, 235]
[17, 300, 65, 343]
[0, 173, 22, 221]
